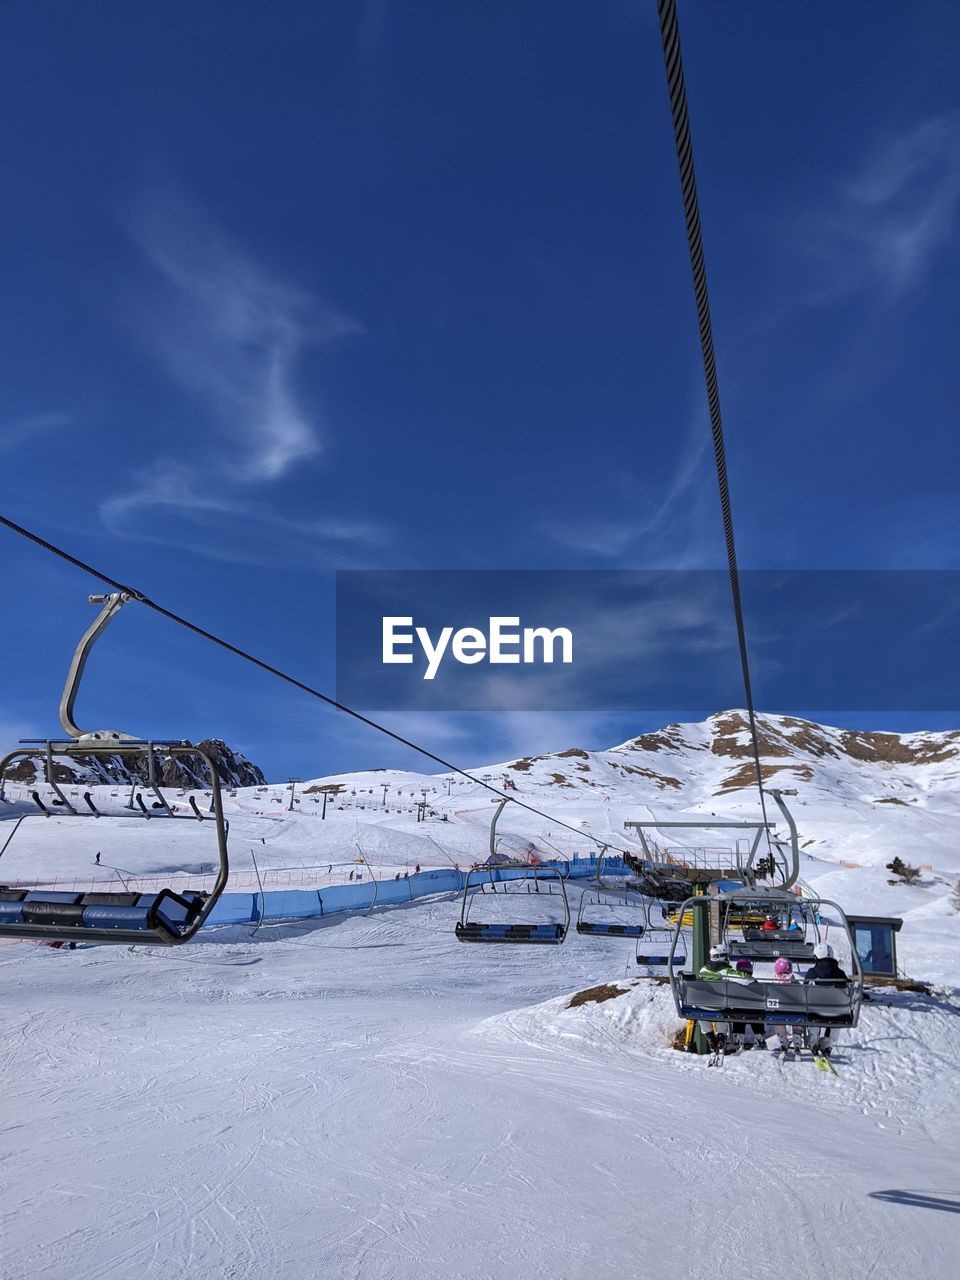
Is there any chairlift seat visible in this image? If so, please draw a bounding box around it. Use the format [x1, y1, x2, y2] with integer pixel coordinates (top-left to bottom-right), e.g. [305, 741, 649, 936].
[0, 885, 206, 943]
[455, 922, 565, 944]
[730, 939, 816, 962]
[678, 976, 856, 1026]
[742, 927, 803, 943]
[575, 858, 648, 940]
[636, 952, 686, 968]
[577, 922, 645, 938]
[456, 862, 571, 945]
[0, 890, 28, 923]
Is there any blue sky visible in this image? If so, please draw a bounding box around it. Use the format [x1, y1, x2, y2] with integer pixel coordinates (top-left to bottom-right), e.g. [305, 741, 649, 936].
[1, 1, 959, 779]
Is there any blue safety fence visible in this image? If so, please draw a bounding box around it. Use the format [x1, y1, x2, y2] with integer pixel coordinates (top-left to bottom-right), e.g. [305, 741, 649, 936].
[206, 852, 625, 928]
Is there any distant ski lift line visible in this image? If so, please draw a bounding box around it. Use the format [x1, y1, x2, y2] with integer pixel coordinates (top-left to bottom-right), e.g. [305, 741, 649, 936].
[0, 515, 641, 856]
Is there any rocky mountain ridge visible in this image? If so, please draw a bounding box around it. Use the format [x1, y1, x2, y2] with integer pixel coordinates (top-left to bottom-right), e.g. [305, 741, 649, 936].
[4, 739, 266, 790]
[496, 711, 960, 804]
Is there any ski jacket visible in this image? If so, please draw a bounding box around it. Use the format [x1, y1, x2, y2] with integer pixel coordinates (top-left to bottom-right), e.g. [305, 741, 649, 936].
[698, 961, 744, 981]
[803, 957, 848, 984]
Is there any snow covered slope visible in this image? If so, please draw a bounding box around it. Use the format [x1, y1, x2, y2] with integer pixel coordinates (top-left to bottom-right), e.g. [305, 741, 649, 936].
[2, 907, 958, 1280]
[3, 711, 960, 1278]
[2, 711, 958, 982]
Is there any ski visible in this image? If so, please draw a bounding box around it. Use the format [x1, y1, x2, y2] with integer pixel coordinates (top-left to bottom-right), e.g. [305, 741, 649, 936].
[812, 1051, 838, 1075]
[705, 1026, 726, 1066]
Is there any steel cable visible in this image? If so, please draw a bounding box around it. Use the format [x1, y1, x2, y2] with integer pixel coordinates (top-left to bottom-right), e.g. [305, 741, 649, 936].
[0, 512, 637, 854]
[656, 0, 772, 844]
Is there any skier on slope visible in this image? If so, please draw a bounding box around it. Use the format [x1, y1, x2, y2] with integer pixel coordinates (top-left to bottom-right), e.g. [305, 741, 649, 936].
[769, 956, 800, 1055]
[803, 943, 849, 1058]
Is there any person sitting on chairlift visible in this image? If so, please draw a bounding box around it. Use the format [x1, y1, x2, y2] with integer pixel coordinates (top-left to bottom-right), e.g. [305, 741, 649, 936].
[698, 944, 741, 981]
[802, 943, 848, 1058]
[697, 945, 739, 1057]
[769, 956, 800, 1054]
[761, 914, 778, 932]
[803, 941, 848, 986]
[731, 957, 766, 1050]
[697, 947, 764, 1055]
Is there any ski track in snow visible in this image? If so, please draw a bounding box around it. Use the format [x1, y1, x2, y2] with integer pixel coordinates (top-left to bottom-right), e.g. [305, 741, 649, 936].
[2, 901, 959, 1280]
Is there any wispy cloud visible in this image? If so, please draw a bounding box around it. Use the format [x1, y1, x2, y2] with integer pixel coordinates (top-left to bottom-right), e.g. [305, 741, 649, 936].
[99, 184, 383, 565]
[272, 699, 629, 780]
[0, 411, 73, 454]
[542, 410, 721, 566]
[125, 184, 358, 480]
[100, 465, 387, 568]
[801, 111, 960, 302]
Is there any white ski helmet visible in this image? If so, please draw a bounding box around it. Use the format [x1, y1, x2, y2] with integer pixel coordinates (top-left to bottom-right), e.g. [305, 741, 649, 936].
[813, 942, 834, 960]
[709, 945, 729, 962]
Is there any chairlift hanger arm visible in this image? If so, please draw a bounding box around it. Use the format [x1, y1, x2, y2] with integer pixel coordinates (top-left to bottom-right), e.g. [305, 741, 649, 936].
[489, 796, 509, 861]
[59, 592, 137, 742]
[766, 790, 799, 889]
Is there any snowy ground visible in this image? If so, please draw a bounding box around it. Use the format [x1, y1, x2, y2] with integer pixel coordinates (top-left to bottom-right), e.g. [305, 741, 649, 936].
[2, 899, 959, 1280]
[3, 719, 960, 1279]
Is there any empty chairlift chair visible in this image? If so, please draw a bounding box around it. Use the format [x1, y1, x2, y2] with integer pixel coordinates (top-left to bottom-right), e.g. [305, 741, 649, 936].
[456, 863, 570, 944]
[0, 593, 230, 946]
[635, 899, 688, 969]
[576, 852, 645, 939]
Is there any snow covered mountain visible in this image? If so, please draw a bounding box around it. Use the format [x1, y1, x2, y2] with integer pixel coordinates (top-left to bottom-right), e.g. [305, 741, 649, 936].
[480, 709, 960, 813]
[293, 709, 960, 873]
[4, 737, 266, 790]
[3, 710, 957, 982]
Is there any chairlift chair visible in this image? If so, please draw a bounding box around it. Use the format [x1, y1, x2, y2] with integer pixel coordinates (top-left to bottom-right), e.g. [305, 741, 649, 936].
[456, 862, 570, 944]
[575, 851, 644, 938]
[667, 890, 864, 1030]
[0, 593, 230, 946]
[723, 889, 820, 963]
[635, 898, 688, 969]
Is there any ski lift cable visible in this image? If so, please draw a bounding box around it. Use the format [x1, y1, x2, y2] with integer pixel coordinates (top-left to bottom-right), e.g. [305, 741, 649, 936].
[656, 0, 771, 848]
[0, 513, 638, 856]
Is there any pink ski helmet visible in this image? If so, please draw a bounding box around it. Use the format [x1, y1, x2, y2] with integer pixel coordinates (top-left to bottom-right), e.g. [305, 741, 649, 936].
[774, 956, 793, 975]
[735, 958, 754, 974]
